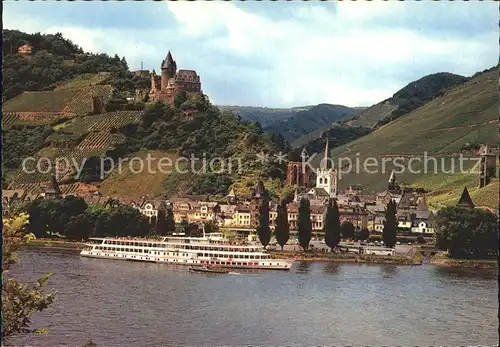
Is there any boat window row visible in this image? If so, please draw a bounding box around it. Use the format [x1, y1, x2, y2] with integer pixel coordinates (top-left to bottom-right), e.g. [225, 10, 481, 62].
[196, 253, 268, 259]
[104, 241, 165, 248]
[169, 244, 261, 252]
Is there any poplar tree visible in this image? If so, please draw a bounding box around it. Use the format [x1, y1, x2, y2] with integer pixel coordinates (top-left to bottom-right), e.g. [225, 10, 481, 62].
[324, 199, 341, 251]
[383, 199, 398, 248]
[275, 203, 290, 250]
[257, 196, 271, 247]
[297, 197, 312, 250]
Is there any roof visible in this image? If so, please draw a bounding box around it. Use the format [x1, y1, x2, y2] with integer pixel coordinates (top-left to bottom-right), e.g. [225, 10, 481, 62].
[45, 175, 61, 195]
[388, 170, 396, 182]
[175, 70, 199, 82]
[227, 189, 236, 197]
[457, 187, 475, 208]
[161, 51, 176, 69]
[319, 138, 331, 170]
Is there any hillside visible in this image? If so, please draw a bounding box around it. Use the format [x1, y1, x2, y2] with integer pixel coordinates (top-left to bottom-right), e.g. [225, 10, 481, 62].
[3, 82, 289, 200]
[264, 103, 357, 142]
[327, 66, 498, 208]
[2, 30, 290, 200]
[345, 72, 467, 129]
[2, 29, 149, 101]
[220, 104, 360, 143]
[217, 105, 312, 128]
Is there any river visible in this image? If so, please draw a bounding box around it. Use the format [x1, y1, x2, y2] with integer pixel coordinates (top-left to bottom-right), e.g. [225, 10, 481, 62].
[6, 249, 498, 347]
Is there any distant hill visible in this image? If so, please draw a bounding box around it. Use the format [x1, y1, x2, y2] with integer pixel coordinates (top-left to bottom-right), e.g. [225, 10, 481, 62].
[326, 66, 498, 209]
[289, 124, 371, 161]
[264, 103, 358, 142]
[220, 104, 360, 143]
[217, 105, 313, 128]
[345, 72, 468, 129]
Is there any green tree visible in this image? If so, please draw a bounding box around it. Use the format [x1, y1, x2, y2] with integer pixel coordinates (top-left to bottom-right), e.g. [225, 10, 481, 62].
[204, 220, 220, 234]
[341, 221, 355, 240]
[324, 199, 341, 251]
[435, 206, 498, 258]
[383, 199, 398, 248]
[65, 212, 95, 240]
[2, 213, 56, 340]
[356, 228, 370, 241]
[257, 197, 271, 247]
[274, 203, 290, 250]
[297, 197, 312, 250]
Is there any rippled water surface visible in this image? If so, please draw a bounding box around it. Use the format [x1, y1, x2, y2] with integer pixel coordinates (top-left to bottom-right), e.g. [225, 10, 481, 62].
[7, 249, 498, 346]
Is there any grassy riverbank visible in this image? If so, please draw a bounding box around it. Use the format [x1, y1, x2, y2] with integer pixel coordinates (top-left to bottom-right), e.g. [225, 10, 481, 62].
[271, 250, 421, 265]
[430, 252, 498, 269]
[26, 239, 85, 252]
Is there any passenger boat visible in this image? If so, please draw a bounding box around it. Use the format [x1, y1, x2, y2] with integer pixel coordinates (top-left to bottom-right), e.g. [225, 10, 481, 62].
[189, 265, 229, 274]
[80, 233, 294, 270]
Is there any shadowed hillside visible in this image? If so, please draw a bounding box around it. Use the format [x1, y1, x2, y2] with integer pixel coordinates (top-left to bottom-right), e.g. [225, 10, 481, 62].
[326, 66, 498, 208]
[345, 72, 467, 129]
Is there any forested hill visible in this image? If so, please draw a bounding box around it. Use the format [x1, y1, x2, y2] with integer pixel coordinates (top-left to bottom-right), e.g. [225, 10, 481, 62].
[2, 30, 291, 199]
[344, 72, 467, 129]
[2, 29, 149, 101]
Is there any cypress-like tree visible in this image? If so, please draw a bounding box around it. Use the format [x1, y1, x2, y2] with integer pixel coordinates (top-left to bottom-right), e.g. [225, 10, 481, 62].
[341, 221, 355, 240]
[257, 196, 271, 247]
[297, 197, 312, 250]
[157, 206, 176, 236]
[383, 199, 398, 248]
[275, 203, 290, 250]
[324, 199, 333, 250]
[324, 198, 341, 251]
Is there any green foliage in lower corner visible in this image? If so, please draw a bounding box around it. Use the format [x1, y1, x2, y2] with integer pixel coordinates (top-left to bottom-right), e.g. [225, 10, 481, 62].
[2, 213, 57, 340]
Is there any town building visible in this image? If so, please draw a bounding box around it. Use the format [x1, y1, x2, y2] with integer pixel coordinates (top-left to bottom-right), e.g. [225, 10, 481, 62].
[18, 43, 33, 55]
[286, 147, 311, 188]
[149, 51, 202, 104]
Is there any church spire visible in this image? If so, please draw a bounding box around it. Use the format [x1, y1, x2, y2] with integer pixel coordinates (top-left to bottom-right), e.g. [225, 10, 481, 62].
[320, 138, 330, 169]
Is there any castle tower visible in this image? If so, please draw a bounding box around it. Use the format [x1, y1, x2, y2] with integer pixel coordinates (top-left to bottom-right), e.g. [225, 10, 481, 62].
[161, 51, 177, 91]
[315, 139, 337, 197]
[478, 145, 497, 188]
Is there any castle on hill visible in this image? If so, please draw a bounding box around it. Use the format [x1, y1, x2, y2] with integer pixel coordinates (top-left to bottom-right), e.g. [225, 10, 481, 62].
[149, 51, 202, 104]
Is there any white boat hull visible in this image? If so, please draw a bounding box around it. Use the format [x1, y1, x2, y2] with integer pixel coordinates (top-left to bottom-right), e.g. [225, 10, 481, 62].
[80, 250, 294, 270]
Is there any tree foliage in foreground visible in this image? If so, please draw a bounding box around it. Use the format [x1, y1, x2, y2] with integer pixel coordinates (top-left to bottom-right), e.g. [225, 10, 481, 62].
[2, 213, 56, 340]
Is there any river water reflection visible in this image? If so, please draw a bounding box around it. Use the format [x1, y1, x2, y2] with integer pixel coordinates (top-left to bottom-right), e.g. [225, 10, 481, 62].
[7, 249, 498, 346]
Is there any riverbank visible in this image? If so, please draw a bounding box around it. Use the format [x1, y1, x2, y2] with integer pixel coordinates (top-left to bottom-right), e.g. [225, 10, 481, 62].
[271, 250, 421, 265]
[430, 252, 498, 269]
[25, 239, 85, 253]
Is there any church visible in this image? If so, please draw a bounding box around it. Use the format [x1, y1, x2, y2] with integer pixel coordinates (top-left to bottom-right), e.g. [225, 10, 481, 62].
[149, 51, 202, 104]
[308, 138, 338, 198]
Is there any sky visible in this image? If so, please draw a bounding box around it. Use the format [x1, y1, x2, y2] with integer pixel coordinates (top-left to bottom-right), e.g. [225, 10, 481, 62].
[3, 1, 498, 108]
